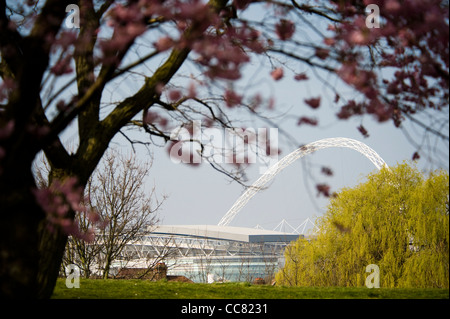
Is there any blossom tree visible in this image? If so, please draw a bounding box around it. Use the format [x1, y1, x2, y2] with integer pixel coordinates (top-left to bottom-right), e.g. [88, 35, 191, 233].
[0, 0, 448, 298]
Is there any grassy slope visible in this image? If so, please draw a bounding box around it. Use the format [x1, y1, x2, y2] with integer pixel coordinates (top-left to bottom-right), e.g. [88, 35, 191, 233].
[51, 279, 449, 299]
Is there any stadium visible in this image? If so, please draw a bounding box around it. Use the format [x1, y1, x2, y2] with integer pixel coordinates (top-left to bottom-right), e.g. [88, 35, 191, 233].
[104, 138, 387, 283]
[115, 224, 302, 283]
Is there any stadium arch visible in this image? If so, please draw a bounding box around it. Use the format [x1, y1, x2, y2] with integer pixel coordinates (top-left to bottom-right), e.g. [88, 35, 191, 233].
[218, 137, 388, 227]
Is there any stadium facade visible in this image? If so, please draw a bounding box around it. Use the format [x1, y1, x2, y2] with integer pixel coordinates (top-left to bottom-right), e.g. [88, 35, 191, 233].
[114, 225, 302, 283]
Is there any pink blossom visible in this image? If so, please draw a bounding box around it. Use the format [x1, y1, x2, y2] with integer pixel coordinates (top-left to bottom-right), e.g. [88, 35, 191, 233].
[0, 120, 15, 140]
[224, 89, 242, 108]
[385, 0, 401, 12]
[53, 31, 78, 51]
[336, 100, 364, 119]
[357, 125, 369, 138]
[192, 32, 252, 80]
[99, 31, 133, 55]
[337, 63, 358, 86]
[229, 25, 265, 54]
[270, 68, 284, 81]
[297, 117, 318, 126]
[50, 55, 73, 76]
[268, 97, 275, 110]
[56, 100, 68, 112]
[33, 177, 102, 241]
[87, 211, 100, 223]
[316, 183, 331, 197]
[348, 31, 366, 45]
[126, 23, 147, 38]
[155, 37, 175, 52]
[315, 48, 329, 60]
[321, 166, 333, 176]
[233, 0, 253, 10]
[158, 117, 169, 129]
[100, 3, 147, 61]
[27, 125, 50, 138]
[168, 90, 182, 101]
[156, 83, 165, 95]
[110, 4, 143, 24]
[188, 82, 197, 99]
[323, 37, 335, 46]
[275, 19, 295, 41]
[250, 94, 263, 110]
[0, 78, 17, 102]
[80, 229, 96, 243]
[205, 67, 242, 81]
[304, 97, 321, 109]
[425, 8, 442, 25]
[144, 111, 159, 124]
[294, 73, 308, 81]
[327, 0, 448, 125]
[202, 117, 214, 128]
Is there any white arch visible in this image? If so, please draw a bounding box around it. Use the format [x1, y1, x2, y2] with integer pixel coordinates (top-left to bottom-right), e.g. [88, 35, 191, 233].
[218, 137, 388, 227]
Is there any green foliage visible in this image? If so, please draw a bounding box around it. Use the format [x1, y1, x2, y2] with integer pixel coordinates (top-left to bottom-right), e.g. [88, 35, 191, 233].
[276, 163, 449, 288]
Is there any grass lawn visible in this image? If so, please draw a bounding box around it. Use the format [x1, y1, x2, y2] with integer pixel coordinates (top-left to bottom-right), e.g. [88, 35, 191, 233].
[51, 279, 449, 299]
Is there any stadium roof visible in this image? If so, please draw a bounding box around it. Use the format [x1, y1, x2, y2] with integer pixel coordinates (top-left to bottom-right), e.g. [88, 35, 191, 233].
[150, 225, 301, 243]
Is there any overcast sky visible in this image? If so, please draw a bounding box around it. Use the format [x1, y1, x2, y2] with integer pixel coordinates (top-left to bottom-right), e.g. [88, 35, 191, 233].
[101, 60, 449, 233]
[59, 6, 449, 234]
[137, 98, 448, 233]
[65, 68, 449, 234]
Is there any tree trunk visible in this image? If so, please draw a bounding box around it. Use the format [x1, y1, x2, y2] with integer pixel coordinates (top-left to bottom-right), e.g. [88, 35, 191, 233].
[0, 165, 69, 299]
[102, 255, 112, 279]
[36, 168, 77, 299]
[0, 172, 44, 298]
[37, 222, 69, 298]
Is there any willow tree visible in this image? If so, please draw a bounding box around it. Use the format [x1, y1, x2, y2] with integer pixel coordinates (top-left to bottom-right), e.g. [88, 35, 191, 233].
[0, 0, 448, 298]
[276, 163, 449, 288]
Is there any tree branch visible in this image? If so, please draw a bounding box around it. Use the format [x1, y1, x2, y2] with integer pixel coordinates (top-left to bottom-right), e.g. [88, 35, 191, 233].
[0, 0, 24, 77]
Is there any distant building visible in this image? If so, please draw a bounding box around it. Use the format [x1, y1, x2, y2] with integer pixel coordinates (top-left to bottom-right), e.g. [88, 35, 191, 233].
[114, 225, 301, 283]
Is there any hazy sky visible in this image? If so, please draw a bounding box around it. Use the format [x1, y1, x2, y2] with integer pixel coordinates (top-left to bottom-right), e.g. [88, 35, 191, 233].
[59, 5, 449, 234]
[101, 61, 448, 233]
[65, 74, 449, 234]
[139, 100, 448, 232]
